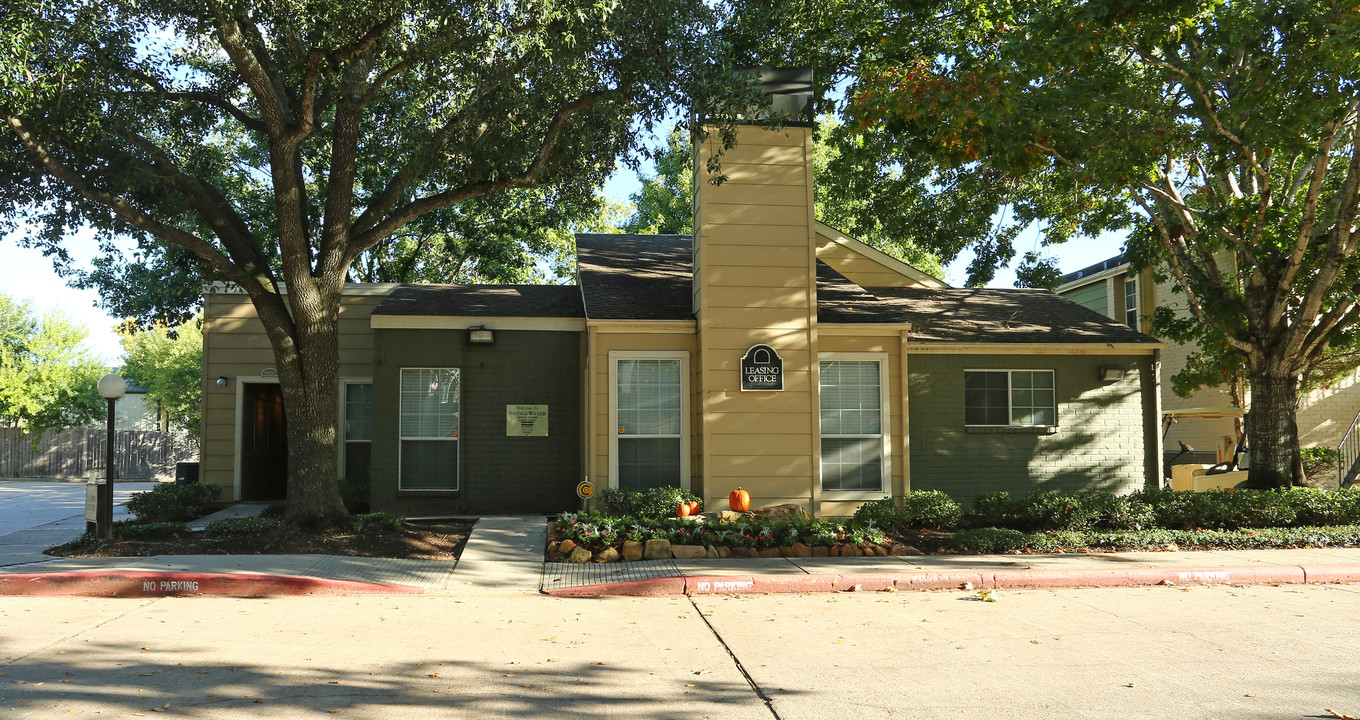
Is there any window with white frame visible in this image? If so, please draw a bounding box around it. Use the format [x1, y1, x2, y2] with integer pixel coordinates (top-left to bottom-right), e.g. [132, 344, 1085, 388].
[613, 356, 685, 489]
[819, 357, 887, 493]
[964, 370, 1056, 427]
[343, 382, 372, 486]
[399, 368, 460, 491]
[1124, 278, 1139, 329]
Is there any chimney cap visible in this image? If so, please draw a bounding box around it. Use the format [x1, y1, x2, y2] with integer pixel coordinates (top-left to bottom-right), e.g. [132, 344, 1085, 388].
[728, 66, 815, 123]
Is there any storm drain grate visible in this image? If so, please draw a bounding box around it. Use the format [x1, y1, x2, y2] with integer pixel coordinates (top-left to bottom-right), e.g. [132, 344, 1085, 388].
[540, 559, 681, 591]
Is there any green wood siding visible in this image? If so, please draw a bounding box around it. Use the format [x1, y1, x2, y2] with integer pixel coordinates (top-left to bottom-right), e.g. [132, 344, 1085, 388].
[1060, 282, 1109, 317]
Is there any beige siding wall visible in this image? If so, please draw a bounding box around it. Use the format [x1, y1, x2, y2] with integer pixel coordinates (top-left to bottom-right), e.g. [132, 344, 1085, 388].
[814, 240, 917, 288]
[200, 290, 387, 500]
[694, 125, 819, 513]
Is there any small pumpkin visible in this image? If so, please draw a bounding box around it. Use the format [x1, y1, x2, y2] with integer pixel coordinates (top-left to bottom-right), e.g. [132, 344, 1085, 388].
[688, 501, 701, 515]
[729, 487, 751, 512]
[677, 503, 692, 518]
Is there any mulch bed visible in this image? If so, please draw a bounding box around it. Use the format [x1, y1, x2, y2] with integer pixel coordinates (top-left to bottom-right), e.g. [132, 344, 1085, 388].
[46, 520, 474, 561]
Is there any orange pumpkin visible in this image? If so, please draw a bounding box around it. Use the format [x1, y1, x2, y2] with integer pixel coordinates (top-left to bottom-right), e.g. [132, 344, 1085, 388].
[688, 501, 701, 515]
[677, 503, 692, 518]
[729, 487, 751, 512]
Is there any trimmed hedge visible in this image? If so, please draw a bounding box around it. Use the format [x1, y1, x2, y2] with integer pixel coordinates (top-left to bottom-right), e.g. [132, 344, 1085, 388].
[596, 486, 701, 520]
[556, 511, 881, 550]
[852, 492, 962, 531]
[114, 521, 191, 540]
[125, 483, 219, 523]
[952, 525, 1360, 553]
[962, 488, 1360, 533]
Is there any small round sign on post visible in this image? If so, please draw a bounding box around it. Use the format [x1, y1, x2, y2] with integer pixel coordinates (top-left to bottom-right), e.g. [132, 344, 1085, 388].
[576, 481, 594, 500]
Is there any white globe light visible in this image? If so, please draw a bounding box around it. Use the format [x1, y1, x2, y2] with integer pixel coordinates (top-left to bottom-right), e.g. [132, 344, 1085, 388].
[97, 373, 127, 400]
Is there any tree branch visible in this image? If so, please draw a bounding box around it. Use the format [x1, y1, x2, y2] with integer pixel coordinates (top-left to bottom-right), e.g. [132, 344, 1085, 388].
[3, 109, 252, 290]
[347, 91, 606, 259]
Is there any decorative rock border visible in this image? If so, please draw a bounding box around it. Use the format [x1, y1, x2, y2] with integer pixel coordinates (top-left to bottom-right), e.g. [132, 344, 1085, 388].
[546, 538, 923, 564]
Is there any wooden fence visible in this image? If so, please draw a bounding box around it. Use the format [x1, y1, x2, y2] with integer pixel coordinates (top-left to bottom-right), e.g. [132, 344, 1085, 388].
[0, 429, 199, 480]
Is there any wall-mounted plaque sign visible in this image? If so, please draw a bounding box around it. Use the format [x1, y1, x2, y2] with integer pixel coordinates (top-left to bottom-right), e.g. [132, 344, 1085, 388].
[506, 404, 549, 436]
[740, 344, 784, 391]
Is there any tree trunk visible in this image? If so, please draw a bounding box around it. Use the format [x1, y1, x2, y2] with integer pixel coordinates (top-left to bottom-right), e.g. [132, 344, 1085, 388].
[1244, 372, 1302, 489]
[254, 287, 349, 525]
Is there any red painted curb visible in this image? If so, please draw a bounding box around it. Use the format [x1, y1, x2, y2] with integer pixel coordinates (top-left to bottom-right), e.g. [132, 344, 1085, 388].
[0, 571, 423, 597]
[548, 564, 1360, 597]
[1301, 564, 1360, 584]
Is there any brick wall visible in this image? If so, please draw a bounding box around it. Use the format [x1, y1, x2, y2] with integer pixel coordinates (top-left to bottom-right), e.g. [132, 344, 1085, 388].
[908, 353, 1156, 507]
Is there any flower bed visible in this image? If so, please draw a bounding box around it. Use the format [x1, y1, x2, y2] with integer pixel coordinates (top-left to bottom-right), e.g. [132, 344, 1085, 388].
[545, 487, 1360, 562]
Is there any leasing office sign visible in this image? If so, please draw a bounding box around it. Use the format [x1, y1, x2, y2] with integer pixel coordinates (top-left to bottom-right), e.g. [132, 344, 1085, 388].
[740, 344, 784, 391]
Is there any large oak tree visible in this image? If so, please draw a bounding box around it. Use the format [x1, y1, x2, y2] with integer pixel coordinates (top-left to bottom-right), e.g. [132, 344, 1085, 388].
[851, 0, 1360, 487]
[2, 0, 754, 522]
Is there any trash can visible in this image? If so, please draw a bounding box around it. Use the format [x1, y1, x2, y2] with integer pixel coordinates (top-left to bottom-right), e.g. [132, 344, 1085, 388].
[174, 462, 200, 486]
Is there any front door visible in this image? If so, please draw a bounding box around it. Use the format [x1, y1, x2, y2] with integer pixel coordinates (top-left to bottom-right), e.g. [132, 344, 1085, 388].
[241, 383, 288, 500]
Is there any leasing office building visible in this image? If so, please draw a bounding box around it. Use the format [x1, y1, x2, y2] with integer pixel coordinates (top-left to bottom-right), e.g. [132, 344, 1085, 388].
[200, 78, 1164, 516]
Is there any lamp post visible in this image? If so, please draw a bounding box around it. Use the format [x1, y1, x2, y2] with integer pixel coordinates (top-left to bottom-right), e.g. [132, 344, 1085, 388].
[96, 373, 127, 541]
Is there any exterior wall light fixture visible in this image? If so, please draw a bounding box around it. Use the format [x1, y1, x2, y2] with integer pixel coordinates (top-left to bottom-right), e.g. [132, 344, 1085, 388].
[469, 326, 494, 344]
[1099, 367, 1126, 382]
[216, 376, 229, 387]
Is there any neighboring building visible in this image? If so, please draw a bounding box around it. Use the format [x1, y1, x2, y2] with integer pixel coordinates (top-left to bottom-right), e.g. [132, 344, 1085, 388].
[1058, 255, 1360, 472]
[200, 87, 1164, 515]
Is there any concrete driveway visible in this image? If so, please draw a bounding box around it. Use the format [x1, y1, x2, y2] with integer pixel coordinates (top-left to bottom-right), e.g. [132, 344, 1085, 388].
[0, 584, 1356, 718]
[0, 479, 160, 566]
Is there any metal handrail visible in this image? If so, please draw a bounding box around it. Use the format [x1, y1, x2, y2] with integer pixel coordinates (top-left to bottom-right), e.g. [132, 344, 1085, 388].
[1339, 409, 1360, 488]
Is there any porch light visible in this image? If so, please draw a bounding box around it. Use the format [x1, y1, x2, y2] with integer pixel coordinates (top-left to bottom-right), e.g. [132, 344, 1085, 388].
[216, 376, 229, 387]
[469, 326, 494, 344]
[1099, 367, 1126, 382]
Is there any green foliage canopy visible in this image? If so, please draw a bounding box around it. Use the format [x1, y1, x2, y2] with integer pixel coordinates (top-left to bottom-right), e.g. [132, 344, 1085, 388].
[118, 315, 204, 439]
[1, 0, 759, 520]
[847, 0, 1360, 486]
[0, 293, 104, 435]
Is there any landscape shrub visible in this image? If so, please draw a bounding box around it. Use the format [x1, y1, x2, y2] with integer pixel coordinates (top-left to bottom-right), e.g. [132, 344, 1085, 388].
[966, 492, 1019, 529]
[125, 482, 219, 523]
[1284, 487, 1360, 526]
[1134, 488, 1298, 529]
[114, 521, 190, 540]
[852, 493, 962, 531]
[1301, 447, 1340, 478]
[1086, 492, 1158, 531]
[951, 527, 1027, 553]
[352, 512, 405, 533]
[951, 525, 1360, 553]
[596, 486, 701, 519]
[1013, 490, 1103, 531]
[202, 516, 281, 538]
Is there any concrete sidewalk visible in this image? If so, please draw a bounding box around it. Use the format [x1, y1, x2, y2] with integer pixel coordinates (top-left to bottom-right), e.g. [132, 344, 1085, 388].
[545, 546, 1360, 596]
[5, 505, 1360, 597]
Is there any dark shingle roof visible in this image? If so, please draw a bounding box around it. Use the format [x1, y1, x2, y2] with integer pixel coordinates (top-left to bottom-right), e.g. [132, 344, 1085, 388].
[816, 261, 913, 323]
[863, 286, 1158, 344]
[1059, 253, 1128, 285]
[373, 284, 584, 318]
[576, 233, 693, 320]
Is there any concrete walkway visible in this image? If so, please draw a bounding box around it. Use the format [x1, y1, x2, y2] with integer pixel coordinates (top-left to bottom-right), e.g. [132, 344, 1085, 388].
[0, 480, 159, 567]
[5, 497, 1360, 597]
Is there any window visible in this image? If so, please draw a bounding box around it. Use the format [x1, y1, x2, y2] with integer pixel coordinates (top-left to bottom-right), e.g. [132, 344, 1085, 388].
[612, 354, 687, 490]
[399, 368, 460, 491]
[819, 357, 888, 494]
[342, 382, 372, 487]
[1124, 278, 1139, 329]
[965, 370, 1055, 427]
